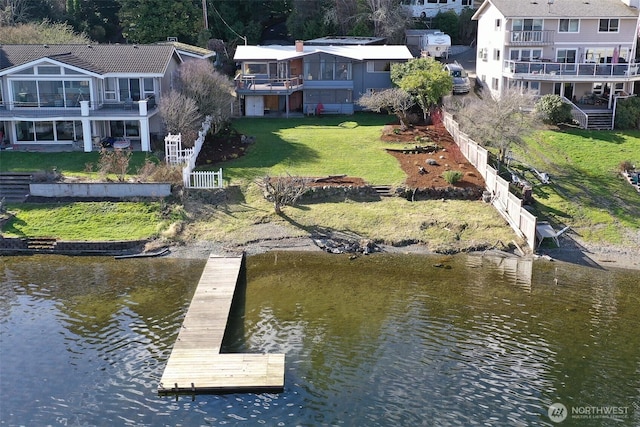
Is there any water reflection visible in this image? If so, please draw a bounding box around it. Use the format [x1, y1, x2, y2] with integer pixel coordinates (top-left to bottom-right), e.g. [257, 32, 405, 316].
[1, 253, 638, 426]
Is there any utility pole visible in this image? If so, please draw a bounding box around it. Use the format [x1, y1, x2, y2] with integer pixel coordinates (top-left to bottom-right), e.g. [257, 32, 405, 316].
[202, 0, 209, 29]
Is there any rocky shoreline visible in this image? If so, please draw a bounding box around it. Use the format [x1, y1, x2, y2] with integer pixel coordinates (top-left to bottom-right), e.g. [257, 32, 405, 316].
[162, 234, 640, 271]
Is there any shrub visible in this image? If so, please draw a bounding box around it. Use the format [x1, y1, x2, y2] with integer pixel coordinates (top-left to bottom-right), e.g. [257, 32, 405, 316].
[98, 148, 132, 182]
[136, 159, 183, 184]
[442, 170, 464, 184]
[535, 94, 573, 124]
[618, 160, 635, 172]
[614, 96, 640, 130]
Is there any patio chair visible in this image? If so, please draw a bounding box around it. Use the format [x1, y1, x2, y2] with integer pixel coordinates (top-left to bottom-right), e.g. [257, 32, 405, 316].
[536, 222, 570, 248]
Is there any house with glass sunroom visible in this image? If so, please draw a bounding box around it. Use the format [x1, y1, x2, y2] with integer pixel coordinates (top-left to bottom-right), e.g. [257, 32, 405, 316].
[0, 44, 183, 151]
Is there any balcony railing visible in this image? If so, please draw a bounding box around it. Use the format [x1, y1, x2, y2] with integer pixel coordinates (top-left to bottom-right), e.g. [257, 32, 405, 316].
[507, 30, 554, 46]
[0, 96, 158, 118]
[234, 75, 303, 92]
[504, 60, 639, 78]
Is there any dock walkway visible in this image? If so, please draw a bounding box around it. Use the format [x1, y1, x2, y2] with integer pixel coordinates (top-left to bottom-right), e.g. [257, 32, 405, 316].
[159, 254, 285, 394]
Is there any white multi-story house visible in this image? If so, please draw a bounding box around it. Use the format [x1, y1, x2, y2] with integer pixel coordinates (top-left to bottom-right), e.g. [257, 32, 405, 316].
[0, 44, 184, 151]
[472, 0, 640, 128]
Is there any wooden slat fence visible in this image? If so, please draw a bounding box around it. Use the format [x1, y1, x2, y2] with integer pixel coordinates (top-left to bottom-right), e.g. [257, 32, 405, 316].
[164, 116, 223, 189]
[443, 112, 538, 249]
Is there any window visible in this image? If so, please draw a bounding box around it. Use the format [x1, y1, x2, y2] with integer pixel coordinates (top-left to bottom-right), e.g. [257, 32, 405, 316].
[56, 121, 77, 141]
[557, 49, 577, 63]
[12, 80, 37, 105]
[493, 49, 501, 61]
[510, 49, 542, 61]
[142, 78, 155, 99]
[38, 81, 64, 106]
[599, 19, 618, 32]
[495, 19, 501, 30]
[491, 78, 499, 91]
[37, 65, 61, 75]
[244, 63, 268, 75]
[15, 121, 34, 141]
[462, 0, 472, 5]
[367, 61, 391, 72]
[559, 19, 579, 33]
[512, 19, 543, 31]
[104, 78, 117, 100]
[35, 121, 54, 141]
[119, 78, 141, 101]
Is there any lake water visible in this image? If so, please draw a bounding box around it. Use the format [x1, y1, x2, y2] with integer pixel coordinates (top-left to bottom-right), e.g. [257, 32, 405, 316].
[1, 253, 638, 426]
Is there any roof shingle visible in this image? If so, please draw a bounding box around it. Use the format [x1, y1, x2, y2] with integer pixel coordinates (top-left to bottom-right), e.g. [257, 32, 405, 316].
[0, 44, 180, 75]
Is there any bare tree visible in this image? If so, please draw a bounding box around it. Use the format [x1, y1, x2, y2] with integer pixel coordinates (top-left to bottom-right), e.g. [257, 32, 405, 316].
[159, 90, 202, 146]
[453, 89, 539, 167]
[357, 88, 415, 130]
[258, 174, 309, 214]
[0, 0, 30, 26]
[364, 0, 412, 43]
[176, 60, 235, 135]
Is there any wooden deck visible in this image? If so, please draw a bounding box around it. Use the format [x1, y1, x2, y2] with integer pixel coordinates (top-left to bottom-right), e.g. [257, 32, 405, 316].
[159, 254, 285, 394]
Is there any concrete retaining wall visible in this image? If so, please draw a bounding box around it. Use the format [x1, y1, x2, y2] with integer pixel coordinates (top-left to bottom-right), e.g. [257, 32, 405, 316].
[30, 182, 171, 198]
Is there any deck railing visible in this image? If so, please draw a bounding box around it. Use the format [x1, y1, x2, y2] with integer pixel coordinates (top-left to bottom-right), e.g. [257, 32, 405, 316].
[234, 75, 303, 91]
[504, 60, 639, 78]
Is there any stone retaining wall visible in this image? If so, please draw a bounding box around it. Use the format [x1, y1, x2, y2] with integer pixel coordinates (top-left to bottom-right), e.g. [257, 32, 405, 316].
[301, 185, 380, 202]
[0, 237, 147, 255]
[300, 185, 482, 202]
[397, 186, 483, 201]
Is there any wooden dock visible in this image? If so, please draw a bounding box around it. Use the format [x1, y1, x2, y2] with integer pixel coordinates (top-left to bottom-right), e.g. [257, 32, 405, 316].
[159, 254, 285, 394]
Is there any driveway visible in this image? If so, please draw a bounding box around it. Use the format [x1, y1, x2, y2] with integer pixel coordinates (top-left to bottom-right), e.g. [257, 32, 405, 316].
[448, 45, 477, 78]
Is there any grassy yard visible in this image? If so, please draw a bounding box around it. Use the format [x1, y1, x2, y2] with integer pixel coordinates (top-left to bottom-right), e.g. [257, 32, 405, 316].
[1, 202, 168, 241]
[510, 128, 640, 244]
[1, 115, 639, 249]
[210, 114, 407, 185]
[0, 151, 155, 179]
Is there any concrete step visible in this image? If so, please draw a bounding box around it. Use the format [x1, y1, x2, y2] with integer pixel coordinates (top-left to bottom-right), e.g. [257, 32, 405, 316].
[26, 237, 57, 250]
[371, 185, 394, 197]
[0, 173, 32, 203]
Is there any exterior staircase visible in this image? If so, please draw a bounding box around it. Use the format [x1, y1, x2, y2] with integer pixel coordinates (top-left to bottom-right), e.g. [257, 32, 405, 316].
[586, 110, 613, 130]
[371, 185, 394, 197]
[26, 237, 57, 251]
[0, 173, 32, 203]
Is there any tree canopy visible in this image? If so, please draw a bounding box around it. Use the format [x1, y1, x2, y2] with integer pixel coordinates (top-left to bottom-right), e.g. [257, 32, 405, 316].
[391, 58, 453, 122]
[0, 20, 90, 44]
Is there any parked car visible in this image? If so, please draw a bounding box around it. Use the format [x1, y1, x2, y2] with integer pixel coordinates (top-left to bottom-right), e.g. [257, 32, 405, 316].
[444, 62, 471, 94]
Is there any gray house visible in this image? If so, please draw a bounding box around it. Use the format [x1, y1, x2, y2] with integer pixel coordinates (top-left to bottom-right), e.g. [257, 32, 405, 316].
[0, 44, 182, 151]
[233, 41, 414, 117]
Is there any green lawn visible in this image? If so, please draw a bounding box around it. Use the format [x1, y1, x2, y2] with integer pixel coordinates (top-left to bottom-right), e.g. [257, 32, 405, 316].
[0, 151, 154, 178]
[511, 128, 640, 244]
[208, 114, 407, 186]
[2, 202, 166, 241]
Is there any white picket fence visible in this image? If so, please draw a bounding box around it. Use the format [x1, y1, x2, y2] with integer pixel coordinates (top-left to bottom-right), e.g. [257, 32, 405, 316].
[164, 116, 223, 189]
[442, 112, 537, 250]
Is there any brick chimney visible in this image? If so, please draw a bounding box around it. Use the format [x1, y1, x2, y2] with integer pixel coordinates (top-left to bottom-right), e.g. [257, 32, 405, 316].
[295, 40, 304, 52]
